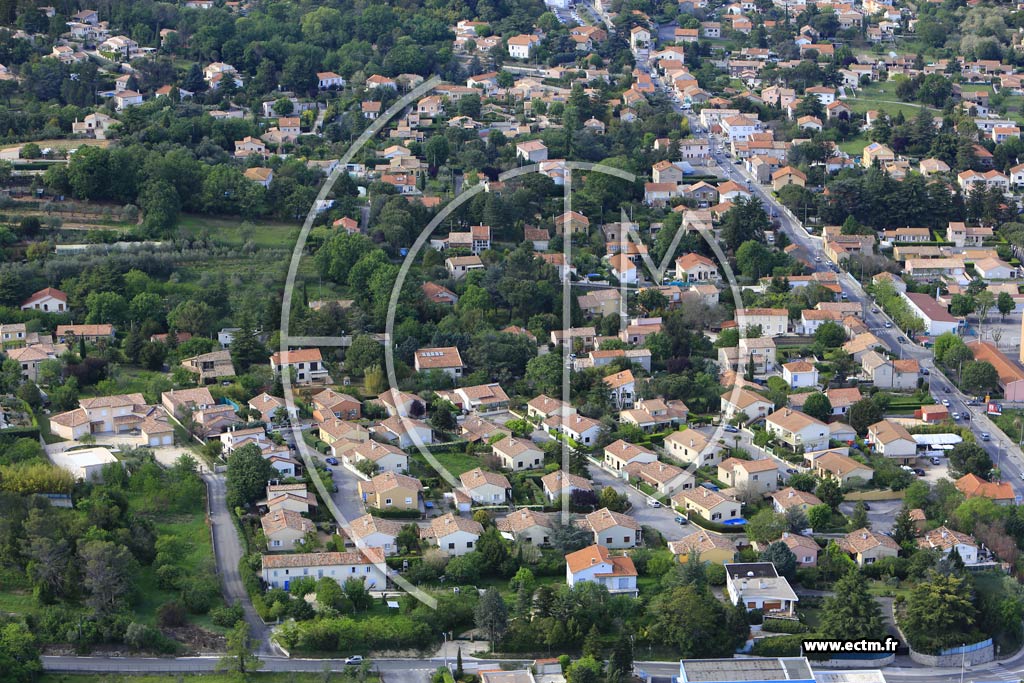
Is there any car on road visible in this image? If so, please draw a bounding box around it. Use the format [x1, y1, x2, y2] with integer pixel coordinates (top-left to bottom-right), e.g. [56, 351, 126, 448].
[981, 432, 991, 441]
[884, 322, 893, 328]
[898, 337, 907, 344]
[941, 399, 950, 406]
[325, 457, 339, 466]
[952, 412, 961, 420]
[921, 368, 929, 375]
[723, 424, 739, 433]
[346, 656, 364, 665]
[871, 307, 879, 313]
[674, 516, 689, 525]
[647, 499, 662, 508]
[785, 468, 798, 474]
[814, 256, 822, 262]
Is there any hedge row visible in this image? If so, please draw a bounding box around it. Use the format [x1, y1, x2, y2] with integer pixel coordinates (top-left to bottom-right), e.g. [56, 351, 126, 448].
[368, 506, 422, 519]
[762, 618, 810, 634]
[751, 633, 816, 657]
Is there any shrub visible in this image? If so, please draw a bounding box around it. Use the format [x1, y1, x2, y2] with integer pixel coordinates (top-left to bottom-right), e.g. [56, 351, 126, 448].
[750, 633, 809, 657]
[210, 602, 245, 628]
[762, 618, 810, 634]
[706, 563, 727, 586]
[155, 564, 182, 590]
[180, 576, 221, 614]
[156, 601, 187, 627]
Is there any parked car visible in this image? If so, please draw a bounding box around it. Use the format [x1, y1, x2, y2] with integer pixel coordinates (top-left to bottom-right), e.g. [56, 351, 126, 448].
[325, 457, 339, 466]
[723, 424, 739, 433]
[675, 516, 689, 525]
[913, 468, 926, 477]
[647, 499, 662, 508]
[930, 456, 941, 465]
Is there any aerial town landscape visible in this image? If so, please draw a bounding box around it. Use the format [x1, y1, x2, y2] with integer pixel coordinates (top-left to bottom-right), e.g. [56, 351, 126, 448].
[6, 0, 1024, 682]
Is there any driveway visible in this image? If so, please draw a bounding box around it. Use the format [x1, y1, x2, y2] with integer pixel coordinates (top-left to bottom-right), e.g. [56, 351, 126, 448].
[202, 473, 275, 654]
[838, 499, 901, 533]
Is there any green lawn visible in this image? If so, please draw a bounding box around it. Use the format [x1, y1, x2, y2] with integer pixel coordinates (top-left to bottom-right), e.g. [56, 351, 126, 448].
[837, 136, 869, 156]
[177, 214, 301, 249]
[844, 82, 938, 118]
[417, 449, 482, 477]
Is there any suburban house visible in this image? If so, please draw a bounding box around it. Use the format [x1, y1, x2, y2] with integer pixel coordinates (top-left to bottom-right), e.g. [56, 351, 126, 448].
[261, 548, 388, 591]
[312, 389, 362, 422]
[420, 513, 483, 556]
[263, 484, 317, 515]
[459, 468, 511, 504]
[318, 420, 370, 458]
[347, 514, 404, 555]
[56, 324, 114, 343]
[496, 509, 555, 546]
[956, 473, 1016, 505]
[917, 526, 979, 564]
[860, 351, 919, 390]
[541, 470, 593, 502]
[162, 387, 216, 418]
[672, 487, 742, 523]
[604, 369, 636, 409]
[765, 408, 829, 452]
[580, 508, 642, 549]
[625, 460, 694, 497]
[270, 348, 330, 385]
[967, 341, 1024, 401]
[261, 509, 315, 551]
[374, 415, 433, 449]
[446, 255, 485, 279]
[770, 487, 822, 513]
[664, 429, 719, 467]
[21, 287, 67, 313]
[725, 562, 798, 616]
[603, 439, 657, 472]
[867, 420, 917, 464]
[565, 544, 638, 596]
[781, 533, 820, 567]
[357, 471, 423, 510]
[782, 360, 819, 388]
[413, 346, 464, 378]
[717, 457, 779, 495]
[675, 253, 720, 282]
[180, 350, 236, 384]
[667, 528, 737, 565]
[720, 388, 775, 422]
[547, 413, 603, 447]
[838, 528, 900, 566]
[347, 441, 409, 474]
[491, 436, 544, 471]
[808, 450, 875, 486]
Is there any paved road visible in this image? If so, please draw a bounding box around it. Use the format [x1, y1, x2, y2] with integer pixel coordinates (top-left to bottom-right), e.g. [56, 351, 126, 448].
[202, 474, 274, 655]
[588, 458, 692, 542]
[45, 654, 1024, 683]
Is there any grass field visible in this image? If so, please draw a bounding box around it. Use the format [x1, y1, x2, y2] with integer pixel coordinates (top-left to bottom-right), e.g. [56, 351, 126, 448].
[844, 82, 938, 119]
[836, 136, 869, 156]
[412, 449, 482, 477]
[177, 214, 301, 250]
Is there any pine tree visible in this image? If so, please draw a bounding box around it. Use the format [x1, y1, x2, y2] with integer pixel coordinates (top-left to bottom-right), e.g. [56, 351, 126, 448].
[609, 634, 634, 675]
[582, 624, 602, 658]
[455, 648, 463, 678]
[849, 501, 870, 530]
[819, 571, 884, 641]
[892, 506, 916, 548]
